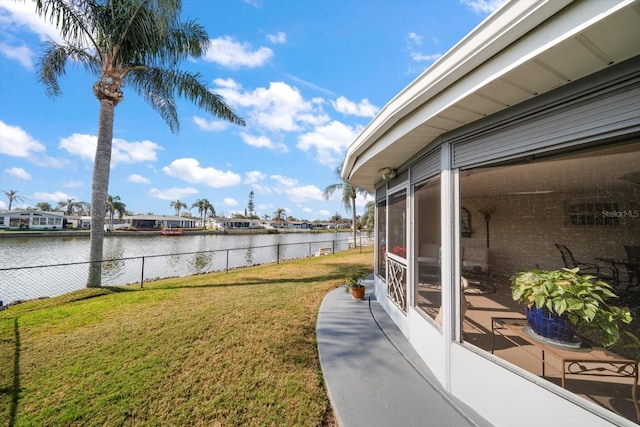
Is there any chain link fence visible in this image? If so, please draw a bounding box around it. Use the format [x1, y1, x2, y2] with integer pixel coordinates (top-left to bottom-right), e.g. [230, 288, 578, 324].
[0, 238, 361, 309]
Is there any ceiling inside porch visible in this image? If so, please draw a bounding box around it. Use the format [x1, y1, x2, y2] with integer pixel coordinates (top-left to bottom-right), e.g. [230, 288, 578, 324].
[459, 140, 640, 198]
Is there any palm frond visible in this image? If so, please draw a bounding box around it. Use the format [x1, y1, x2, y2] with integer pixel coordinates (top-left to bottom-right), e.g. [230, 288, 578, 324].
[35, 0, 100, 51]
[126, 67, 244, 133]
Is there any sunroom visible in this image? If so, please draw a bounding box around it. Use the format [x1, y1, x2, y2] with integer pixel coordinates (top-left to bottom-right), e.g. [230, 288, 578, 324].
[342, 1, 640, 425]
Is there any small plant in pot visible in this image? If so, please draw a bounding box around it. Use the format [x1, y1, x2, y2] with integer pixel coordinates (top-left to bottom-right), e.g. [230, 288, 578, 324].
[345, 271, 366, 300]
[511, 267, 632, 348]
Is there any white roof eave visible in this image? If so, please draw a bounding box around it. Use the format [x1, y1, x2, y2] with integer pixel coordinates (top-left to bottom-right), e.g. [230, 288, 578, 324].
[342, 0, 637, 190]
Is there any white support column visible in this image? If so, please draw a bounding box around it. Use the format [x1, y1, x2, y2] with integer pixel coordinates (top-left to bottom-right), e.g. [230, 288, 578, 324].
[440, 143, 454, 391]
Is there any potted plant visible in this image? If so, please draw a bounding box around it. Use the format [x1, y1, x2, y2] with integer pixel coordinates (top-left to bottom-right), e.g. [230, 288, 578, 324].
[345, 271, 366, 300]
[510, 267, 632, 347]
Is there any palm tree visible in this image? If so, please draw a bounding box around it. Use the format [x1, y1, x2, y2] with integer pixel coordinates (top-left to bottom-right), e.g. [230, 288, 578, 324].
[36, 202, 54, 212]
[77, 201, 91, 216]
[323, 166, 372, 248]
[273, 208, 286, 227]
[57, 198, 79, 216]
[34, 1, 245, 287]
[2, 189, 28, 210]
[360, 200, 375, 232]
[191, 198, 214, 227]
[170, 200, 187, 216]
[106, 195, 126, 231]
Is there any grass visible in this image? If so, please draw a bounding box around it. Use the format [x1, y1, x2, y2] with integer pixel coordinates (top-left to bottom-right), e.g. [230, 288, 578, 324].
[0, 247, 373, 426]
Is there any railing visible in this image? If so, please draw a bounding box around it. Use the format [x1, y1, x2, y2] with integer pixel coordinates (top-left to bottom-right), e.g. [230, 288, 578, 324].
[386, 255, 407, 313]
[0, 238, 353, 308]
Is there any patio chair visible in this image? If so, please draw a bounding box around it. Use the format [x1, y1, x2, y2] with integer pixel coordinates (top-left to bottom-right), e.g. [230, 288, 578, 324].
[624, 245, 640, 288]
[554, 243, 616, 284]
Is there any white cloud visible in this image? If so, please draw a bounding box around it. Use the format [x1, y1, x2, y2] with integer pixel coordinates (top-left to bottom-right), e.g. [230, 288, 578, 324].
[128, 174, 150, 184]
[213, 79, 328, 132]
[0, 42, 33, 68]
[162, 158, 241, 187]
[193, 116, 229, 132]
[267, 31, 287, 44]
[267, 175, 324, 204]
[0, 201, 5, 209]
[251, 183, 274, 195]
[285, 185, 324, 203]
[285, 74, 335, 97]
[245, 170, 267, 184]
[63, 180, 83, 188]
[271, 174, 299, 188]
[149, 187, 199, 200]
[460, 0, 505, 14]
[296, 121, 359, 168]
[113, 139, 162, 164]
[408, 32, 423, 46]
[239, 132, 288, 152]
[0, 121, 45, 157]
[58, 134, 162, 166]
[242, 0, 263, 8]
[223, 198, 238, 206]
[32, 191, 74, 202]
[204, 36, 273, 68]
[411, 52, 442, 63]
[0, 1, 63, 43]
[331, 96, 379, 117]
[6, 167, 31, 180]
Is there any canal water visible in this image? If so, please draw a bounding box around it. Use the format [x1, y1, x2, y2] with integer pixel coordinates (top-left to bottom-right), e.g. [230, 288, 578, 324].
[0, 232, 353, 306]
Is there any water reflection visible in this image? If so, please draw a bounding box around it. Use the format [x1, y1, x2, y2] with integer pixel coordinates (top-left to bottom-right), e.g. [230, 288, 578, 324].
[0, 232, 351, 304]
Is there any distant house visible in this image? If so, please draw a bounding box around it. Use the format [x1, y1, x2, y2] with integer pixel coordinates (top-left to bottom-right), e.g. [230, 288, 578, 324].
[0, 210, 64, 230]
[288, 221, 312, 230]
[212, 217, 263, 231]
[89, 214, 197, 231]
[126, 214, 196, 230]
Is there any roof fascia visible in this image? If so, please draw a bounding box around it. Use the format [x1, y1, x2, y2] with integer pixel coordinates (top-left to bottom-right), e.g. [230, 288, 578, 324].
[341, 0, 572, 181]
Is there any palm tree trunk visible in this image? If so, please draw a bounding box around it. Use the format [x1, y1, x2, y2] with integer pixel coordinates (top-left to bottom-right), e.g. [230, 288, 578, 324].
[88, 98, 115, 287]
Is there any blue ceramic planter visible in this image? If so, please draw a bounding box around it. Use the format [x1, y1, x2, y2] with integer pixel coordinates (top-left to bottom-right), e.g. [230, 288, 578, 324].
[525, 304, 576, 342]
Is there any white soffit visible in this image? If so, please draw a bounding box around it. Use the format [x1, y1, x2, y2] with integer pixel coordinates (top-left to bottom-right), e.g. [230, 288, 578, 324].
[343, 0, 640, 191]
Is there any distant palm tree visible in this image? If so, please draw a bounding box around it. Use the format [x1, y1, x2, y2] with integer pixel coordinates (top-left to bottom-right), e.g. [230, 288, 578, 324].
[273, 208, 286, 227]
[36, 202, 54, 212]
[77, 201, 91, 216]
[170, 200, 187, 216]
[2, 189, 28, 210]
[361, 201, 375, 232]
[191, 198, 214, 227]
[323, 166, 372, 247]
[57, 198, 80, 216]
[106, 195, 126, 231]
[34, 0, 245, 287]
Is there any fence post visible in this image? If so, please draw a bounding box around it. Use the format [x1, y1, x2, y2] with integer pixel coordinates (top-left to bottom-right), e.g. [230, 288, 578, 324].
[140, 256, 145, 288]
[277, 244, 280, 264]
[309, 242, 312, 257]
[226, 250, 229, 273]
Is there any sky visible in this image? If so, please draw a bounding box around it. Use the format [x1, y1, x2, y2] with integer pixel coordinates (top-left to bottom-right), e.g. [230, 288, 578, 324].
[0, 0, 504, 221]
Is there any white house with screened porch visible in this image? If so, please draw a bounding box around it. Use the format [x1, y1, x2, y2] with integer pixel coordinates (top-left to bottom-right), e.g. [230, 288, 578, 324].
[342, 1, 640, 425]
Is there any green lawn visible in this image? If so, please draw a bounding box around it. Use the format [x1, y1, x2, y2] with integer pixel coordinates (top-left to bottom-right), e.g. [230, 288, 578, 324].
[0, 247, 373, 426]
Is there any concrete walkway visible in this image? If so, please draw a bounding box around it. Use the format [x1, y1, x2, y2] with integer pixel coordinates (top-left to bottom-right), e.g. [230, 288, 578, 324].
[317, 276, 492, 427]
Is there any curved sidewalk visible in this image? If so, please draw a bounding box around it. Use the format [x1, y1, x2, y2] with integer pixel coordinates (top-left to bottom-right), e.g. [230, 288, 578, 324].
[317, 276, 492, 427]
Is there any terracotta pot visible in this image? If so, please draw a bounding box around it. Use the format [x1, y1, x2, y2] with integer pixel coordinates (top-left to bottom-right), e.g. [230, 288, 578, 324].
[352, 286, 366, 300]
